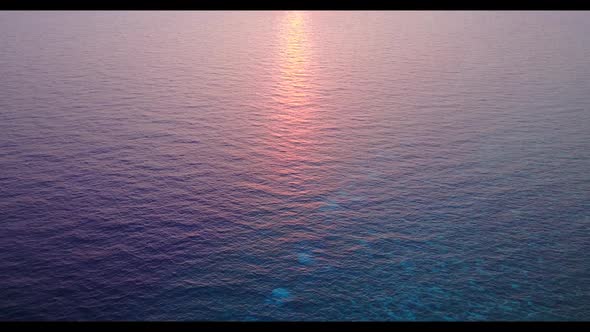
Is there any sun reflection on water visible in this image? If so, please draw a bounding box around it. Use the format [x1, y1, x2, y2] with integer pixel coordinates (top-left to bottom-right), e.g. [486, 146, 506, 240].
[273, 11, 315, 117]
[256, 11, 330, 200]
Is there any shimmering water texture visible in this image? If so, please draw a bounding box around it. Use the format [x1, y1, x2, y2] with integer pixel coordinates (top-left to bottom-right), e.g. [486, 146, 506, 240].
[1, 11, 589, 321]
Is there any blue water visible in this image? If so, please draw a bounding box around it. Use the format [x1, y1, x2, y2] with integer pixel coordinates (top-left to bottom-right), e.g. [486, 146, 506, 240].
[0, 11, 589, 321]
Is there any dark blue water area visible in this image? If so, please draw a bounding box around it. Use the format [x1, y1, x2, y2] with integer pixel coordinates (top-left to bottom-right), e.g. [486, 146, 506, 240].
[1, 151, 588, 321]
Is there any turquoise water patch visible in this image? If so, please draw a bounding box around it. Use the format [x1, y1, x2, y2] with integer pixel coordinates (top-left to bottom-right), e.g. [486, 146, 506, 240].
[267, 288, 292, 305]
[297, 252, 314, 265]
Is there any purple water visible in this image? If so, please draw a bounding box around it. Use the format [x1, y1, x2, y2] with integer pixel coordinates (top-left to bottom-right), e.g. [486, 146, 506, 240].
[0, 11, 589, 320]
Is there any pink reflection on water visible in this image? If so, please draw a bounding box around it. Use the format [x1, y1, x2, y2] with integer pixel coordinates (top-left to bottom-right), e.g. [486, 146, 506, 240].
[253, 12, 336, 214]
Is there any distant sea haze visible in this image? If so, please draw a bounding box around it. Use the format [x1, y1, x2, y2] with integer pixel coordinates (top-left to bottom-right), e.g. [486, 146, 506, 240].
[0, 11, 589, 320]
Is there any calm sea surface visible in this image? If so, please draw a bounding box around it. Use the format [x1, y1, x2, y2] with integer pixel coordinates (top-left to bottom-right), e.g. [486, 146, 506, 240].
[1, 11, 589, 321]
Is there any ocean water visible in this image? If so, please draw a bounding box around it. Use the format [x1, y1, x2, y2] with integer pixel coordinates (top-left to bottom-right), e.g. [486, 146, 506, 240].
[0, 11, 589, 321]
